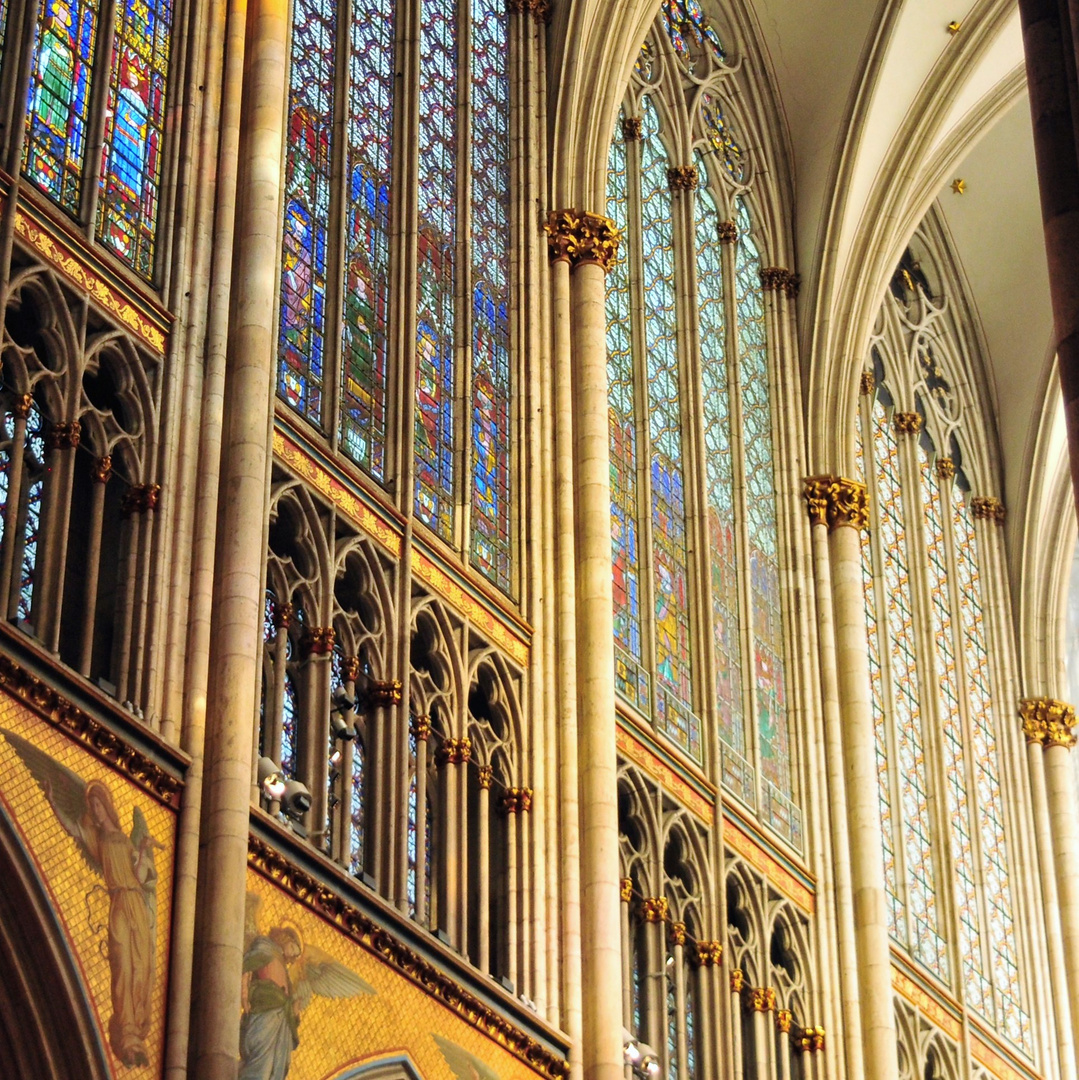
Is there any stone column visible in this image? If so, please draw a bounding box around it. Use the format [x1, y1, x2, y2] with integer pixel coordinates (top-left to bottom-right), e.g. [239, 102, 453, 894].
[501, 787, 521, 989]
[1021, 698, 1079, 1042]
[477, 765, 493, 973]
[192, 0, 289, 1053]
[776, 1010, 793, 1080]
[78, 456, 113, 675]
[744, 987, 776, 1080]
[411, 714, 431, 924]
[730, 968, 745, 1080]
[670, 923, 688, 1080]
[435, 738, 466, 945]
[620, 877, 633, 1028]
[544, 208, 623, 1080]
[824, 477, 899, 1080]
[690, 940, 721, 1080]
[1017, 0, 1079, 517]
[639, 895, 668, 1062]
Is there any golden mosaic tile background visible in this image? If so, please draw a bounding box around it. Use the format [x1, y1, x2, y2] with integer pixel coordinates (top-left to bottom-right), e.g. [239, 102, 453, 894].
[0, 691, 176, 1077]
[246, 869, 547, 1080]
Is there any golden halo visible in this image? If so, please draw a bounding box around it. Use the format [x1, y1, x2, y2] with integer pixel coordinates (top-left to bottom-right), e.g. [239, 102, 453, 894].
[276, 918, 305, 956]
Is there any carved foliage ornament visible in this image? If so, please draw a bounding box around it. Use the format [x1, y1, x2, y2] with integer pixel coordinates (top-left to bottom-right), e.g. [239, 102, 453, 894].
[121, 482, 161, 518]
[620, 877, 634, 903]
[640, 895, 669, 923]
[544, 210, 622, 273]
[935, 456, 955, 480]
[776, 1009, 793, 1034]
[795, 1026, 826, 1053]
[692, 940, 723, 968]
[669, 921, 687, 947]
[743, 987, 777, 1013]
[622, 116, 643, 142]
[247, 836, 571, 1079]
[717, 220, 738, 244]
[1019, 698, 1077, 750]
[860, 370, 875, 396]
[508, 0, 549, 20]
[667, 165, 699, 192]
[46, 419, 81, 451]
[971, 495, 1006, 524]
[759, 267, 800, 299]
[303, 626, 336, 657]
[893, 411, 922, 435]
[729, 968, 745, 993]
[802, 476, 869, 533]
[436, 736, 473, 766]
[409, 714, 432, 742]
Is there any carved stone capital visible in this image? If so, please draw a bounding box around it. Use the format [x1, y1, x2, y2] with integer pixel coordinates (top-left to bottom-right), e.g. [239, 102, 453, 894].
[776, 1009, 793, 1034]
[692, 939, 723, 968]
[717, 220, 738, 244]
[498, 786, 521, 815]
[935, 457, 955, 480]
[971, 495, 1006, 524]
[360, 679, 403, 709]
[11, 393, 33, 419]
[544, 209, 622, 272]
[273, 602, 295, 632]
[302, 626, 336, 657]
[669, 921, 687, 947]
[509, 0, 548, 18]
[1020, 697, 1077, 749]
[410, 714, 431, 742]
[730, 968, 745, 993]
[893, 411, 922, 435]
[621, 116, 643, 141]
[437, 736, 473, 766]
[667, 165, 698, 191]
[46, 419, 81, 451]
[640, 896, 669, 923]
[620, 877, 634, 903]
[860, 370, 875, 396]
[517, 786, 533, 813]
[759, 267, 800, 298]
[343, 655, 362, 682]
[744, 987, 777, 1013]
[803, 475, 869, 532]
[794, 1026, 826, 1053]
[477, 764, 494, 789]
[92, 454, 113, 484]
[121, 482, 161, 517]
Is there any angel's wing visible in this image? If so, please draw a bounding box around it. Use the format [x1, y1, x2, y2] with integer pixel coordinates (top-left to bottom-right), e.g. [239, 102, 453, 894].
[0, 728, 98, 873]
[244, 893, 264, 955]
[292, 944, 375, 1013]
[432, 1034, 501, 1080]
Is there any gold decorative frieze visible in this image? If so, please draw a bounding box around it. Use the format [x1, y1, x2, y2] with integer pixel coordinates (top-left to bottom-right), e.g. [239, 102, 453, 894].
[759, 267, 800, 298]
[410, 714, 431, 742]
[302, 626, 336, 657]
[667, 165, 698, 191]
[246, 835, 571, 1079]
[936, 457, 955, 480]
[622, 116, 643, 141]
[971, 495, 1006, 524]
[860, 370, 875, 395]
[730, 968, 745, 993]
[544, 209, 622, 272]
[436, 736, 473, 766]
[776, 1009, 793, 1034]
[620, 877, 634, 903]
[0, 652, 182, 806]
[717, 220, 738, 244]
[893, 411, 923, 435]
[121, 482, 161, 517]
[1019, 697, 1076, 749]
[802, 476, 869, 534]
[640, 895, 669, 923]
[692, 940, 723, 968]
[743, 987, 776, 1013]
[669, 921, 687, 947]
[46, 419, 81, 451]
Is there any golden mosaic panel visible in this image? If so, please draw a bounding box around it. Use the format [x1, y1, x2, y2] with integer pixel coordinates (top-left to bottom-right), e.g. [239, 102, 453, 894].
[245, 867, 553, 1080]
[0, 689, 175, 1075]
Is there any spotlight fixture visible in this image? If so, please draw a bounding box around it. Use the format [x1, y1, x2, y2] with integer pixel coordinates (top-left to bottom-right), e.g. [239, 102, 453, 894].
[281, 778, 313, 819]
[258, 756, 287, 800]
[622, 1029, 660, 1079]
[331, 684, 356, 712]
[330, 712, 356, 741]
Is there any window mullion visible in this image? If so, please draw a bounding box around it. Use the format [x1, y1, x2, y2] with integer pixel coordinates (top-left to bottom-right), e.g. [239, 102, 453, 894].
[78, 0, 118, 231]
[453, 0, 472, 555]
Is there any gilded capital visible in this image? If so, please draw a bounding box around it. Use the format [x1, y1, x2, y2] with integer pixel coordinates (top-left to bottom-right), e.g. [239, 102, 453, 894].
[730, 968, 745, 993]
[893, 411, 922, 435]
[93, 454, 113, 484]
[620, 877, 634, 903]
[936, 457, 955, 480]
[669, 921, 687, 947]
[803, 475, 869, 532]
[744, 987, 777, 1013]
[477, 764, 494, 789]
[344, 655, 362, 682]
[410, 714, 432, 741]
[971, 495, 1006, 524]
[692, 940, 722, 967]
[12, 393, 33, 419]
[361, 678, 403, 708]
[303, 626, 336, 657]
[544, 209, 622, 272]
[436, 736, 473, 766]
[46, 419, 81, 451]
[860, 370, 875, 396]
[518, 786, 533, 812]
[794, 1026, 825, 1052]
[667, 165, 698, 191]
[776, 1009, 793, 1034]
[121, 482, 161, 517]
[621, 116, 643, 142]
[640, 896, 669, 923]
[760, 267, 800, 298]
[1019, 697, 1076, 749]
[717, 220, 738, 244]
[498, 787, 520, 815]
[273, 602, 295, 631]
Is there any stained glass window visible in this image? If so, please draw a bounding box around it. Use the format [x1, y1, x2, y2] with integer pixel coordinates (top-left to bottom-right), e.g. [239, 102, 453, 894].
[607, 114, 647, 714]
[24, 0, 102, 212]
[641, 98, 695, 757]
[952, 482, 1029, 1050]
[666, 971, 677, 1080]
[414, 0, 457, 540]
[351, 741, 365, 875]
[469, 0, 511, 591]
[736, 199, 788, 803]
[17, 406, 46, 627]
[921, 446, 987, 1011]
[281, 671, 298, 778]
[659, 0, 724, 62]
[338, 0, 395, 479]
[870, 395, 946, 976]
[700, 94, 744, 182]
[96, 0, 172, 275]
[277, 0, 335, 423]
[697, 179, 743, 761]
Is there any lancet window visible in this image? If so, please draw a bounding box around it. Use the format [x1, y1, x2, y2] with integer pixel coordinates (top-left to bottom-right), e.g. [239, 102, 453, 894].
[276, 0, 514, 595]
[857, 238, 1030, 1052]
[606, 14, 798, 847]
[0, 0, 174, 278]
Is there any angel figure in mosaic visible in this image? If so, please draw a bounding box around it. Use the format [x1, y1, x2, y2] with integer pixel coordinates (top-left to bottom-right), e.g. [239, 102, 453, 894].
[432, 1034, 501, 1080]
[240, 892, 376, 1080]
[0, 728, 160, 1068]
